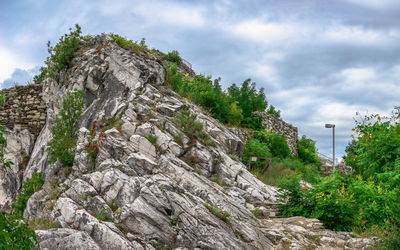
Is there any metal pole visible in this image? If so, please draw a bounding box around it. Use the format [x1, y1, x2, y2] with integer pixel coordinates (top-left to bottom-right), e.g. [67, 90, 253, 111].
[333, 125, 335, 170]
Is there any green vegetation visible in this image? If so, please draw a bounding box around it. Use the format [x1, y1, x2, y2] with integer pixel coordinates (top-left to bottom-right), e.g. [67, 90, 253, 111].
[34, 24, 82, 83]
[173, 109, 212, 146]
[0, 213, 38, 249]
[12, 173, 44, 217]
[110, 34, 156, 56]
[203, 203, 231, 225]
[165, 64, 276, 128]
[47, 90, 85, 166]
[242, 129, 321, 186]
[298, 135, 321, 165]
[145, 134, 158, 145]
[253, 130, 291, 158]
[95, 211, 113, 222]
[275, 109, 400, 249]
[161, 50, 182, 65]
[242, 139, 271, 169]
[0, 173, 45, 248]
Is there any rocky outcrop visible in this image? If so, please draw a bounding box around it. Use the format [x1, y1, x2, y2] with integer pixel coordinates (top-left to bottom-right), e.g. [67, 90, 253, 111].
[1, 34, 374, 249]
[0, 128, 34, 211]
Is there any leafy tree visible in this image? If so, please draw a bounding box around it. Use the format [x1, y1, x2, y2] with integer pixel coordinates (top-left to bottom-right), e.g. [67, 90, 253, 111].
[228, 79, 268, 128]
[345, 111, 400, 178]
[47, 90, 85, 166]
[298, 135, 321, 165]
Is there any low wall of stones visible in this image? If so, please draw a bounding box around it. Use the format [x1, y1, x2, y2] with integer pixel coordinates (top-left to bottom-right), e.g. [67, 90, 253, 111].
[0, 84, 46, 137]
[259, 113, 298, 156]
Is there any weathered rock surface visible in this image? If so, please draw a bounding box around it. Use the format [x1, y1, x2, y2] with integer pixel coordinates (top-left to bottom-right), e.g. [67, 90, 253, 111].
[1, 35, 375, 249]
[0, 127, 34, 211]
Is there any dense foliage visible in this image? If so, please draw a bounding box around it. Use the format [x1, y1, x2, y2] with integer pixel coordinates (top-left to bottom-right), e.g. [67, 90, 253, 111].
[34, 24, 82, 83]
[12, 173, 44, 217]
[277, 110, 400, 248]
[0, 173, 44, 249]
[161, 50, 182, 65]
[165, 64, 276, 129]
[0, 213, 38, 249]
[345, 111, 400, 178]
[47, 90, 85, 166]
[297, 135, 321, 165]
[241, 139, 271, 169]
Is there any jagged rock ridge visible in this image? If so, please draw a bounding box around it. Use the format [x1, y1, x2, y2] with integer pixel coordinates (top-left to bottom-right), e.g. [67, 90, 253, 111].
[1, 35, 375, 249]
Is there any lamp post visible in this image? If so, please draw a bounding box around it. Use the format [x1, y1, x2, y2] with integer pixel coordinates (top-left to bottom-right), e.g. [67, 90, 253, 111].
[325, 124, 335, 170]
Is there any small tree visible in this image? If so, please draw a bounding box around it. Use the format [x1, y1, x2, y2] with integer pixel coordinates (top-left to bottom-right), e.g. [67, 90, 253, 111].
[47, 90, 85, 166]
[34, 24, 82, 83]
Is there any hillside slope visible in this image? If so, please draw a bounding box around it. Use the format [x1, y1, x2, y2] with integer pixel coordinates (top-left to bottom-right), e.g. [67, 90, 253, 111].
[1, 35, 374, 249]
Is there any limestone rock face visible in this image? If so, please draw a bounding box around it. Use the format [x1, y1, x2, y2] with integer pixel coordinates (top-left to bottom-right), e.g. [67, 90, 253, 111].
[4, 35, 374, 249]
[0, 128, 34, 211]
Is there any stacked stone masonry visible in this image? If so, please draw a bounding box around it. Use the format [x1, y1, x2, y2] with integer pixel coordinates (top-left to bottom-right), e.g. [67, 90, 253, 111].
[258, 112, 298, 156]
[0, 84, 46, 137]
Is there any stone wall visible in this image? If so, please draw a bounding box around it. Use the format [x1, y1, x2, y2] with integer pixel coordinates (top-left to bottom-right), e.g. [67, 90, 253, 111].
[0, 84, 46, 137]
[258, 112, 298, 156]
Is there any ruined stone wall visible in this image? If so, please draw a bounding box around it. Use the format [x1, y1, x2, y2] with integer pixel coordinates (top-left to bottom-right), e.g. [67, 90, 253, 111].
[0, 84, 46, 137]
[258, 113, 298, 156]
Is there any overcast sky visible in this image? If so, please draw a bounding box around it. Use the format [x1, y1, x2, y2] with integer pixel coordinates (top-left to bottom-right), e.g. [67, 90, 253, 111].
[1, 0, 399, 160]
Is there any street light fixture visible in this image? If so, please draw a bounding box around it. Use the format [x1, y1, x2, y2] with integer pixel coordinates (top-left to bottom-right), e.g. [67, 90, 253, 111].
[325, 124, 336, 170]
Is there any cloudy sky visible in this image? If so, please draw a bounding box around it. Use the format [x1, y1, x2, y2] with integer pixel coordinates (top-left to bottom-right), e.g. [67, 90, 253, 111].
[1, 0, 399, 160]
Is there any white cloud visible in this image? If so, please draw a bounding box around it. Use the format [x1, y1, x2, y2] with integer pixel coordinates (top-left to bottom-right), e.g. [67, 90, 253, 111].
[323, 25, 398, 45]
[225, 18, 308, 46]
[0, 47, 33, 82]
[99, 0, 206, 28]
[342, 0, 400, 11]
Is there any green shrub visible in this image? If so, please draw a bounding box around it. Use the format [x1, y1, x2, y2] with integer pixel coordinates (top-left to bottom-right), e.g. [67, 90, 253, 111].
[47, 90, 85, 166]
[267, 134, 291, 158]
[161, 50, 182, 65]
[110, 34, 150, 54]
[298, 136, 321, 165]
[0, 213, 37, 249]
[203, 203, 230, 225]
[34, 24, 82, 83]
[173, 109, 212, 146]
[345, 111, 400, 178]
[12, 173, 44, 217]
[277, 175, 315, 218]
[95, 211, 113, 222]
[145, 134, 158, 145]
[242, 139, 271, 169]
[164, 64, 271, 129]
[253, 130, 291, 158]
[278, 172, 400, 232]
